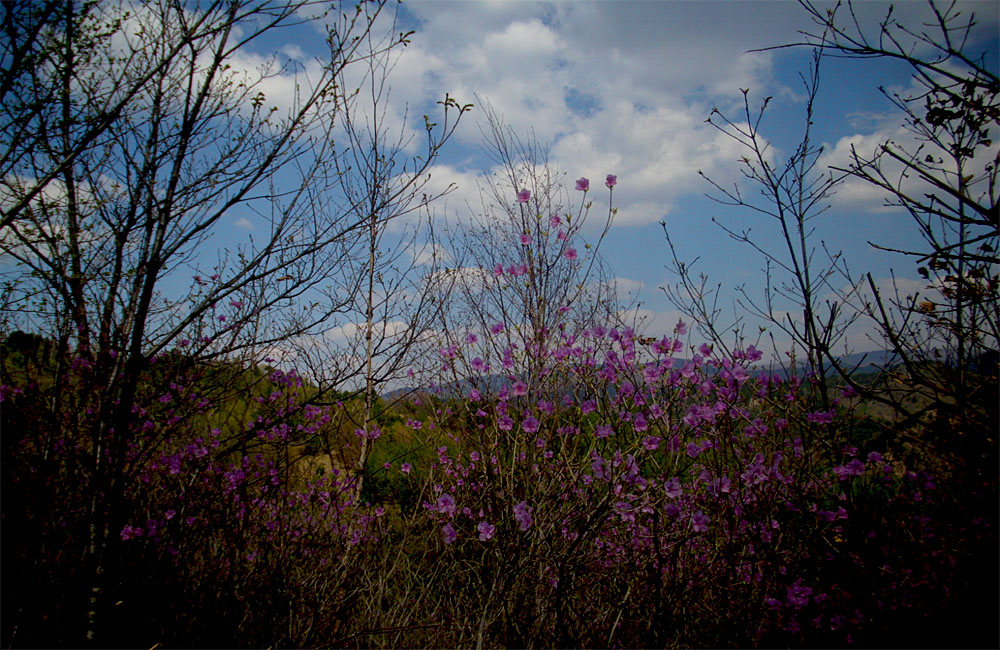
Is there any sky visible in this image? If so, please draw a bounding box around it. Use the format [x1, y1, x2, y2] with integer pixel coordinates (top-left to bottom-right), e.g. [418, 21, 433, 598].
[37, 0, 997, 361]
[285, 0, 993, 356]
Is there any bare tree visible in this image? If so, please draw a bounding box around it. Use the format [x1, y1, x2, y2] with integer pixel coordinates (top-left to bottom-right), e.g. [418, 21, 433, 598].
[0, 0, 462, 642]
[322, 15, 471, 500]
[782, 0, 998, 442]
[666, 45, 859, 408]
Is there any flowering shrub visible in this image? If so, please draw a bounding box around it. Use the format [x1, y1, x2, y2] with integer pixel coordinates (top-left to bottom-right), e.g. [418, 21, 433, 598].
[1, 181, 994, 648]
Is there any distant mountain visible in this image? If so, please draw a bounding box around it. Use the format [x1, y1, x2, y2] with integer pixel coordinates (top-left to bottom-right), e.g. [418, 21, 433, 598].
[382, 350, 903, 400]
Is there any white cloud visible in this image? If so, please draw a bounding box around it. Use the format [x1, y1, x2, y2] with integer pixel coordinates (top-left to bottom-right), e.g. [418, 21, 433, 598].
[374, 2, 827, 228]
[610, 276, 645, 296]
[620, 306, 689, 339]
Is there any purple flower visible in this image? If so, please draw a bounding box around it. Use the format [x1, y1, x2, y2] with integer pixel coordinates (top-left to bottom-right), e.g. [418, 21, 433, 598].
[605, 174, 617, 189]
[580, 399, 596, 415]
[664, 477, 682, 498]
[401, 462, 412, 474]
[691, 511, 709, 532]
[513, 380, 528, 396]
[436, 493, 456, 517]
[786, 580, 813, 608]
[832, 459, 866, 479]
[642, 435, 661, 451]
[491, 322, 505, 334]
[563, 248, 578, 261]
[633, 412, 648, 432]
[595, 424, 613, 439]
[442, 523, 457, 544]
[549, 214, 562, 228]
[120, 525, 142, 540]
[575, 177, 590, 192]
[806, 409, 835, 424]
[498, 415, 514, 431]
[591, 457, 609, 480]
[513, 501, 534, 531]
[522, 416, 540, 433]
[520, 233, 531, 245]
[355, 426, 381, 440]
[517, 189, 531, 203]
[468, 388, 482, 401]
[477, 520, 496, 541]
[493, 263, 504, 276]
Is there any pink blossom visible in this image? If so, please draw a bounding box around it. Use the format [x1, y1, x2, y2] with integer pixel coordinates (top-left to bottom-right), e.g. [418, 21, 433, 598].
[517, 189, 530, 203]
[520, 233, 531, 245]
[563, 248, 578, 261]
[493, 263, 504, 276]
[491, 322, 505, 334]
[549, 214, 561, 228]
[605, 174, 617, 189]
[512, 381, 528, 396]
[575, 177, 590, 192]
[522, 416, 540, 433]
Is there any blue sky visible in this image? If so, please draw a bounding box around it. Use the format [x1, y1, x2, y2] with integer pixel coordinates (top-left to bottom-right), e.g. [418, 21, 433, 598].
[251, 0, 999, 355]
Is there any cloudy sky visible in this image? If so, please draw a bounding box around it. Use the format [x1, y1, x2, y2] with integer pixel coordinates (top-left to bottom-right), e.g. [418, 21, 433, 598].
[270, 0, 999, 353]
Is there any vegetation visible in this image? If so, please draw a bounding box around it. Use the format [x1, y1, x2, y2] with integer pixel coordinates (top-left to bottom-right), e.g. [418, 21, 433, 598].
[1, 0, 996, 648]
